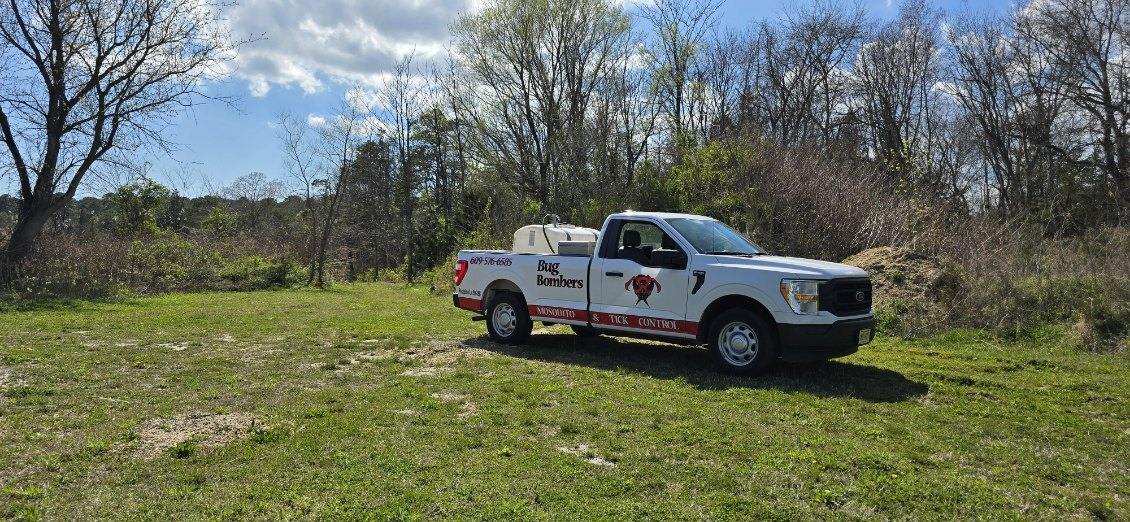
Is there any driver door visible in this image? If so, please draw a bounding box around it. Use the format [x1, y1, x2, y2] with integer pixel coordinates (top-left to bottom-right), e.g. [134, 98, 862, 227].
[591, 220, 694, 339]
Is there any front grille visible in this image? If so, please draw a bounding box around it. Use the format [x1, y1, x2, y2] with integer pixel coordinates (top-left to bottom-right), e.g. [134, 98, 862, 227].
[819, 278, 872, 316]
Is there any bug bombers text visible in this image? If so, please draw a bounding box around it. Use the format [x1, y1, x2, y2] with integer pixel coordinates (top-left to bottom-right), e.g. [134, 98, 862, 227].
[536, 260, 584, 288]
[536, 273, 585, 288]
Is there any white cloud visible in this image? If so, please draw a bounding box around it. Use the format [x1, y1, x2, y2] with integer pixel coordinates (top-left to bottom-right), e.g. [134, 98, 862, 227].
[306, 113, 327, 127]
[227, 0, 474, 96]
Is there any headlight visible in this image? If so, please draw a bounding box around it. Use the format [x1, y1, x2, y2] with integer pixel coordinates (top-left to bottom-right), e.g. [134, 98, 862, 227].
[780, 279, 821, 315]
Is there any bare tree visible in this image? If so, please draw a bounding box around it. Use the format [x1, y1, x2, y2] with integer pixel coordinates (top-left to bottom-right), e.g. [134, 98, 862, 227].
[308, 102, 365, 287]
[610, 39, 658, 187]
[277, 111, 321, 283]
[945, 16, 1024, 213]
[221, 171, 285, 236]
[223, 172, 285, 202]
[453, 0, 630, 207]
[0, 0, 234, 276]
[640, 0, 722, 140]
[372, 54, 422, 279]
[853, 0, 941, 176]
[1018, 0, 1129, 218]
[747, 1, 864, 145]
[695, 29, 745, 141]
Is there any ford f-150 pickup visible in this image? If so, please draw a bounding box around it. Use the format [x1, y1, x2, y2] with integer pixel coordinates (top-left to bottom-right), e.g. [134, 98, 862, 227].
[453, 212, 874, 374]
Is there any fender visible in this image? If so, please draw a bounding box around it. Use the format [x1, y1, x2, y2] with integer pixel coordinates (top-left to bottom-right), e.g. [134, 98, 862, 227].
[483, 272, 525, 299]
[690, 283, 783, 323]
[461, 267, 525, 313]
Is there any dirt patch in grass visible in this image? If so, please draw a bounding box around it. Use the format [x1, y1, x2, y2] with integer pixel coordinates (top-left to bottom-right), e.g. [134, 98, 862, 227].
[131, 412, 259, 460]
[557, 444, 615, 467]
[155, 342, 190, 352]
[401, 366, 448, 377]
[352, 338, 495, 377]
[431, 391, 478, 418]
[431, 391, 467, 402]
[0, 366, 13, 388]
[410, 338, 495, 364]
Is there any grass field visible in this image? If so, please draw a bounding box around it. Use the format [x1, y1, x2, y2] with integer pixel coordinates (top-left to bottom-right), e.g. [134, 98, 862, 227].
[0, 283, 1127, 519]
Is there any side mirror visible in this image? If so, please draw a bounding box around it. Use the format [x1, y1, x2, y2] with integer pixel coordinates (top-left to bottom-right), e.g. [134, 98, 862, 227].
[651, 250, 687, 270]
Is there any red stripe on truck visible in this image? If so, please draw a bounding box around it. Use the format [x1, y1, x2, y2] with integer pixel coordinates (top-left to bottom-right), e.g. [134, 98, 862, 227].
[528, 305, 589, 322]
[457, 297, 482, 311]
[527, 305, 699, 336]
[590, 312, 699, 336]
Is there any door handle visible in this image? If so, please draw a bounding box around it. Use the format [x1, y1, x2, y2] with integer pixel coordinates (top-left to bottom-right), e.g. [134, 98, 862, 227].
[605, 271, 623, 277]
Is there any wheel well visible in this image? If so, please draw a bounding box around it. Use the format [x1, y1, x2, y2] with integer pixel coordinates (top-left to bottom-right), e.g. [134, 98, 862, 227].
[697, 295, 777, 342]
[483, 279, 523, 309]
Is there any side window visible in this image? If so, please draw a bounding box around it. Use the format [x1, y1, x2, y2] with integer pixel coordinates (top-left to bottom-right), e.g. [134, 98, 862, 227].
[615, 221, 682, 267]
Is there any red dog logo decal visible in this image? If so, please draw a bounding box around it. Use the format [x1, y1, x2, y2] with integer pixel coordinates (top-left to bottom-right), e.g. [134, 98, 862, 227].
[625, 275, 662, 306]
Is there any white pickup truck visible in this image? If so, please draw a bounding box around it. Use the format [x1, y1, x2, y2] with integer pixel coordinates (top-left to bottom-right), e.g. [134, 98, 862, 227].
[453, 212, 874, 374]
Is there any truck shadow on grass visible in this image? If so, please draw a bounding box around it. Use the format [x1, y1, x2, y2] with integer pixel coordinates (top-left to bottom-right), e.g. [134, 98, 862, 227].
[466, 333, 928, 403]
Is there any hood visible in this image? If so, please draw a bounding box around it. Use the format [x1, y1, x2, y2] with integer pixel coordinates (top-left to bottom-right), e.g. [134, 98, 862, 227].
[707, 254, 869, 279]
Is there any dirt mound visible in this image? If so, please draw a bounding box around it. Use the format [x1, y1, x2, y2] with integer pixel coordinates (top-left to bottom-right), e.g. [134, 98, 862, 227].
[842, 247, 953, 307]
[132, 412, 258, 459]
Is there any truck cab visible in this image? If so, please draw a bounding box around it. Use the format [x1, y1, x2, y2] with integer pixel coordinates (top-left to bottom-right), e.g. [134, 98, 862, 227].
[454, 212, 874, 375]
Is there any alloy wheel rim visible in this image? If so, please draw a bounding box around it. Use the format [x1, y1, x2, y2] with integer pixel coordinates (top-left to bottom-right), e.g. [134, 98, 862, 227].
[719, 321, 758, 366]
[492, 303, 517, 337]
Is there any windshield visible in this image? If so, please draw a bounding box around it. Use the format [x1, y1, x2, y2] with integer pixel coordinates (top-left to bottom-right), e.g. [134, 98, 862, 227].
[664, 217, 766, 256]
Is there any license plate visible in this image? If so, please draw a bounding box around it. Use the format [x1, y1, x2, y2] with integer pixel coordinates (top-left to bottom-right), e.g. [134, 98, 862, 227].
[857, 328, 873, 345]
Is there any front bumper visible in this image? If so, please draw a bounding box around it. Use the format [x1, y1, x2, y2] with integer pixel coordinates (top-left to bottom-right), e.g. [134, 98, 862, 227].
[777, 316, 875, 362]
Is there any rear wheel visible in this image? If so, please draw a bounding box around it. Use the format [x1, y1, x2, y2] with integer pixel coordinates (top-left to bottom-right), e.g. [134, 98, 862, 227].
[570, 325, 601, 337]
[708, 309, 778, 375]
[486, 293, 532, 344]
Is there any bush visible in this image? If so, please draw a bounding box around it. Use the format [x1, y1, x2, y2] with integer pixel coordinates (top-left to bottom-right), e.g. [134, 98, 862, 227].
[427, 253, 459, 296]
[4, 235, 129, 299]
[851, 238, 1128, 351]
[127, 234, 222, 293]
[219, 256, 302, 291]
[2, 231, 306, 299]
[1075, 300, 1130, 352]
[940, 272, 1128, 352]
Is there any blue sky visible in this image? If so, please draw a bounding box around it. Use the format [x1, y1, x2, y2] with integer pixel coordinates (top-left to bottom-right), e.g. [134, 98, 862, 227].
[121, 0, 1009, 196]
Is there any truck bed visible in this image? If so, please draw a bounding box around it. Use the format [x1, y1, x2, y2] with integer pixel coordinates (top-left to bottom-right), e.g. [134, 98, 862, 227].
[455, 250, 593, 325]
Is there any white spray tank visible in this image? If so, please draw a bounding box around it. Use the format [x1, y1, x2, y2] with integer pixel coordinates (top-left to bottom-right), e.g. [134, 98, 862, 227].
[512, 214, 599, 255]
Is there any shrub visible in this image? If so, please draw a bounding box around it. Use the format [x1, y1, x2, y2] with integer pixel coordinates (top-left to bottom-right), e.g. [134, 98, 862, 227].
[219, 256, 301, 291]
[946, 273, 1129, 352]
[108, 179, 172, 237]
[428, 253, 459, 296]
[201, 207, 237, 238]
[1075, 300, 1130, 352]
[168, 439, 197, 459]
[127, 234, 222, 293]
[4, 235, 129, 299]
[2, 231, 306, 299]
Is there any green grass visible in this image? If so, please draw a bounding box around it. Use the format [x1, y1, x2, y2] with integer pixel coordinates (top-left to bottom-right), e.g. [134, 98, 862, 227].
[0, 283, 1126, 519]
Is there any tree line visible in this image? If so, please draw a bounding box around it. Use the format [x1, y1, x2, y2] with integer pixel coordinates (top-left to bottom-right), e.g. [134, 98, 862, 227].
[283, 0, 1126, 284]
[1, 0, 1126, 288]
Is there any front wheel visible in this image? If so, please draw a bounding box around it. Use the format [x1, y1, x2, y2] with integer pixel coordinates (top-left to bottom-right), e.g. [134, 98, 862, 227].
[708, 309, 778, 375]
[486, 293, 532, 344]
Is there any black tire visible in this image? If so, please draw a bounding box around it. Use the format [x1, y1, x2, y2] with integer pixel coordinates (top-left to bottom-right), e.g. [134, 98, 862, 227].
[485, 293, 533, 344]
[708, 309, 778, 375]
[570, 325, 601, 337]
